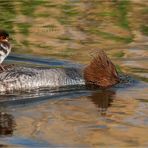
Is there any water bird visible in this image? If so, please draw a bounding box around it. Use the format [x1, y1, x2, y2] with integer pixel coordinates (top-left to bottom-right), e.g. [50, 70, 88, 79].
[0, 30, 11, 71]
[0, 50, 120, 92]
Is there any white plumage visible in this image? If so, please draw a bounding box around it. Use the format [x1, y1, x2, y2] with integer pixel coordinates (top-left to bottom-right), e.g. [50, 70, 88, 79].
[0, 30, 11, 71]
[0, 40, 11, 71]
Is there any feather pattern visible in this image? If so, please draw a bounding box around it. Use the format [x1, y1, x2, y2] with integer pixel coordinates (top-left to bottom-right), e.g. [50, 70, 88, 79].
[0, 50, 120, 93]
[0, 40, 11, 63]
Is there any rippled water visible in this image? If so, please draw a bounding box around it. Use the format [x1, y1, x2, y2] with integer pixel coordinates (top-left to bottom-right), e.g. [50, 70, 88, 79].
[0, 0, 148, 147]
[0, 54, 147, 147]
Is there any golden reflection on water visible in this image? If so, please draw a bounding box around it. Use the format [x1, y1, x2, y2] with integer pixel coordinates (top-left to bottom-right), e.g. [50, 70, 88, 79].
[0, 88, 147, 147]
[0, 0, 148, 147]
[0, 1, 147, 60]
[0, 0, 147, 82]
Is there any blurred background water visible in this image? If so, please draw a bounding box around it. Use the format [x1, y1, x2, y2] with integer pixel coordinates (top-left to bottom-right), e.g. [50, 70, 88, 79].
[0, 0, 148, 147]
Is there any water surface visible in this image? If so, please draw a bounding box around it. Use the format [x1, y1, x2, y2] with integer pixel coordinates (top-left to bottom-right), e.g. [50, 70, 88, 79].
[0, 0, 148, 147]
[0, 54, 147, 147]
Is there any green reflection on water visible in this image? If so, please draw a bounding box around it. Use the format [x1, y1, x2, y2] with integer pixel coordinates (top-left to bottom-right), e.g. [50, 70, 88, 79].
[0, 1, 147, 55]
[141, 25, 148, 36]
[0, 2, 148, 147]
[116, 0, 130, 29]
[0, 0, 147, 81]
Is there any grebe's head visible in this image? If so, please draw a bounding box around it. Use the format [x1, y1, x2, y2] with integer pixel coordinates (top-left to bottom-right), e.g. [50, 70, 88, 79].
[0, 30, 9, 41]
[84, 50, 120, 88]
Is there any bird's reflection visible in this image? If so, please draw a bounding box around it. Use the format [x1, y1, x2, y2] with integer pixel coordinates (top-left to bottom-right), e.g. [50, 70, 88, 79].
[0, 112, 15, 136]
[88, 90, 115, 115]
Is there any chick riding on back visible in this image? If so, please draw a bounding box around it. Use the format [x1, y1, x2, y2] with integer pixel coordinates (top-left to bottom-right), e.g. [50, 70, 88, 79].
[0, 30, 11, 71]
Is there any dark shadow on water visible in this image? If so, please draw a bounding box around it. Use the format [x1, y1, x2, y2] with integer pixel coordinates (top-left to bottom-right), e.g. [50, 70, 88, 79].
[0, 89, 116, 147]
[0, 84, 116, 113]
[88, 90, 115, 115]
[0, 86, 90, 107]
[0, 112, 15, 137]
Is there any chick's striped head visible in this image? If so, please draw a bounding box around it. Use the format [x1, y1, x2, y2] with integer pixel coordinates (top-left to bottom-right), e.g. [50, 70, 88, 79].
[0, 30, 9, 41]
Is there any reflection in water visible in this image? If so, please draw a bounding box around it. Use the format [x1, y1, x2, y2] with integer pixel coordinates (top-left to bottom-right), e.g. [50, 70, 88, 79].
[0, 0, 148, 66]
[0, 87, 147, 147]
[0, 112, 15, 136]
[89, 90, 115, 115]
[0, 0, 147, 147]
